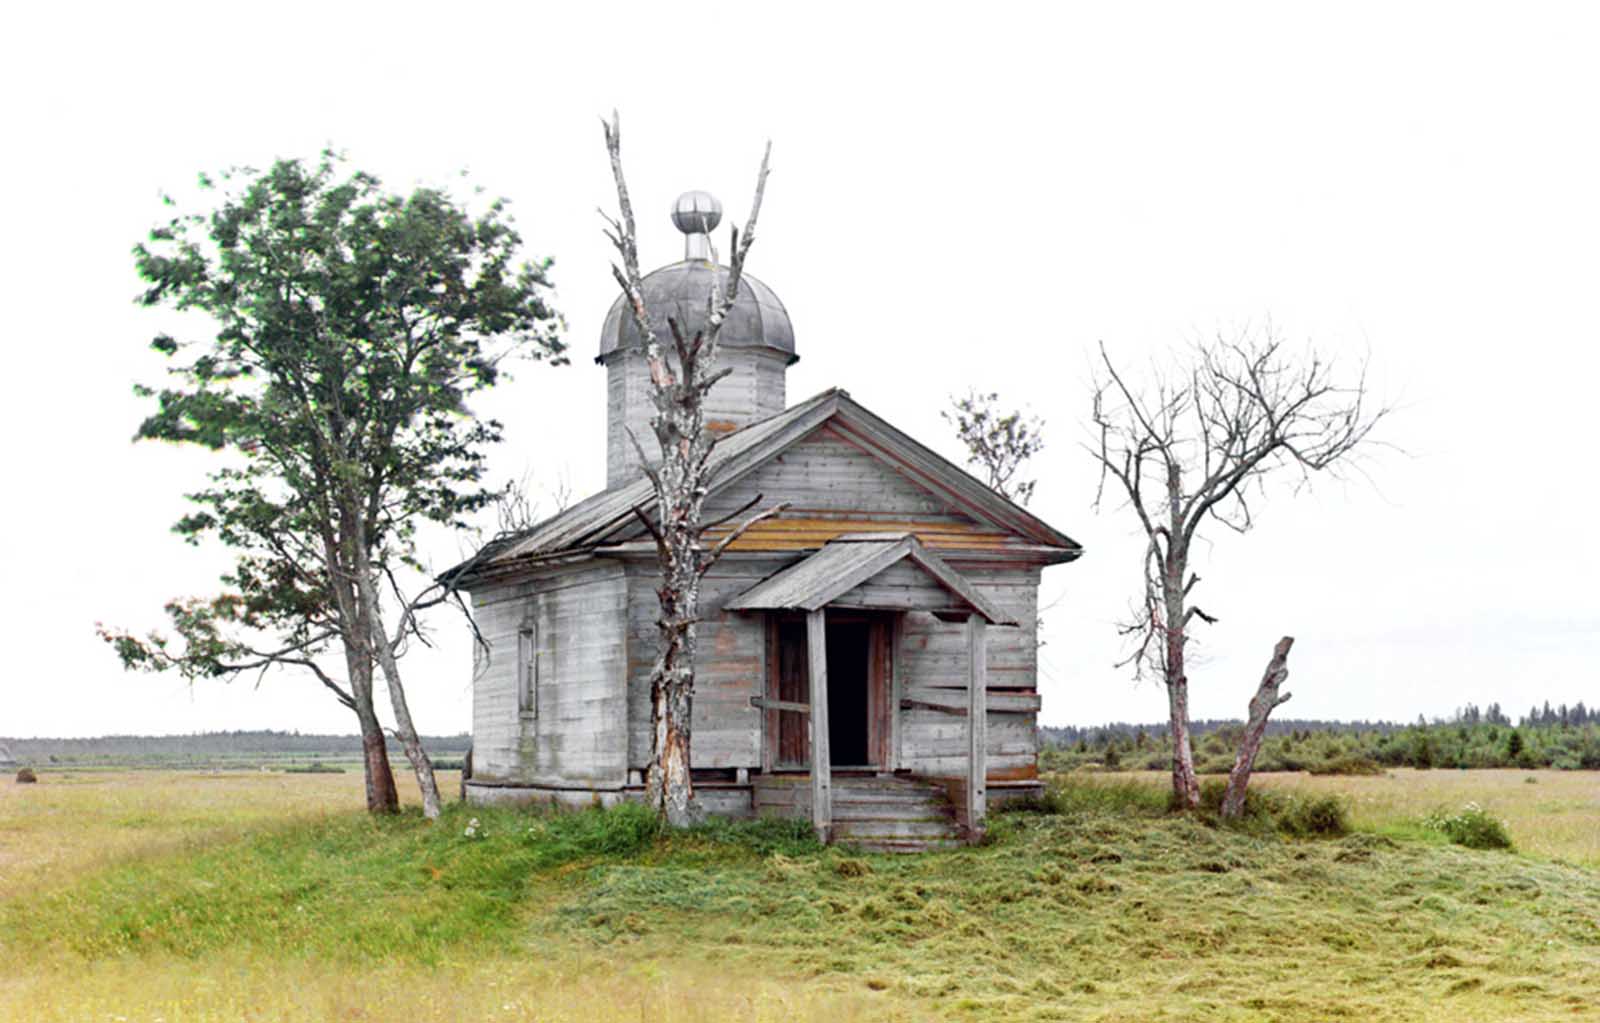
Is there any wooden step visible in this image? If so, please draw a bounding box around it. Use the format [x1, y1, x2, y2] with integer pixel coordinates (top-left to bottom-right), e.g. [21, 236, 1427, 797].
[843, 838, 964, 854]
[754, 773, 967, 852]
[832, 818, 961, 840]
[830, 802, 954, 822]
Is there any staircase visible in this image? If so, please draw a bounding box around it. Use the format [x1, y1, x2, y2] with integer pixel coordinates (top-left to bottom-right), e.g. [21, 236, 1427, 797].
[830, 775, 964, 853]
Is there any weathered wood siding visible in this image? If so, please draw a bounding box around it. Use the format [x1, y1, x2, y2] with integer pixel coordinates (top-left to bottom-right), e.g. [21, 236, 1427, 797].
[605, 347, 788, 487]
[470, 562, 628, 788]
[830, 560, 964, 614]
[625, 557, 793, 770]
[705, 423, 967, 521]
[622, 556, 1043, 780]
[894, 563, 1042, 780]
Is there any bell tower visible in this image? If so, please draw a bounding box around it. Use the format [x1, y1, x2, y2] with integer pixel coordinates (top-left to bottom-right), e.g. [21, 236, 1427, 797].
[596, 191, 797, 487]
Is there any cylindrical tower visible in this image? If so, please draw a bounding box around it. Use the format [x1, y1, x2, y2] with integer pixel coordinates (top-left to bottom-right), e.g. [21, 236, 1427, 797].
[597, 191, 797, 487]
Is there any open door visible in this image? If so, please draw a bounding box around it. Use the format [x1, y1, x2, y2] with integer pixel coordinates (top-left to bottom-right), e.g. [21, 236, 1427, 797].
[765, 613, 891, 772]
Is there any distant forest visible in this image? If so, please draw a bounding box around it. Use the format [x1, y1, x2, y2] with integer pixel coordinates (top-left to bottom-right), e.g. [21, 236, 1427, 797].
[1041, 701, 1600, 773]
[1, 729, 471, 766]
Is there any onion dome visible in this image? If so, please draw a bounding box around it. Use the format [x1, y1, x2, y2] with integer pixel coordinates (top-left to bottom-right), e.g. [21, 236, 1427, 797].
[597, 191, 796, 364]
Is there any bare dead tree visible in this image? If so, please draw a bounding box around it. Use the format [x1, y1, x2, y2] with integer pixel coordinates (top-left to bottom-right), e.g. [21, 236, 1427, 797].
[600, 113, 788, 826]
[1089, 329, 1390, 811]
[1221, 636, 1293, 818]
[943, 390, 1045, 505]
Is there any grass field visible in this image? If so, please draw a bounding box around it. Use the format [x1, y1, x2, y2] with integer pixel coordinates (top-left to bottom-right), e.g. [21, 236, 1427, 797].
[1110, 768, 1600, 868]
[2, 768, 1598, 1022]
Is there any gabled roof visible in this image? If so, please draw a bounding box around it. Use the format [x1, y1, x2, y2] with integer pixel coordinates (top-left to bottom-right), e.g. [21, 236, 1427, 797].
[446, 388, 1081, 587]
[724, 533, 1017, 625]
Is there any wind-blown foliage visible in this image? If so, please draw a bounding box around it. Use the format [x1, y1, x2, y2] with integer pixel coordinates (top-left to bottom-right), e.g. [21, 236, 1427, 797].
[101, 151, 565, 814]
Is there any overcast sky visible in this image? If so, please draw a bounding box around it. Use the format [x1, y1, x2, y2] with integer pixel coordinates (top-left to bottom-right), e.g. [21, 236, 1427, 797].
[3, 2, 1597, 739]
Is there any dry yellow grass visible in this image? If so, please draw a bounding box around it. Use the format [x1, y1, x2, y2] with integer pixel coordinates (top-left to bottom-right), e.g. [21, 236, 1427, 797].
[0, 768, 455, 898]
[1244, 769, 1599, 866]
[3, 766, 1598, 1022]
[0, 955, 915, 1023]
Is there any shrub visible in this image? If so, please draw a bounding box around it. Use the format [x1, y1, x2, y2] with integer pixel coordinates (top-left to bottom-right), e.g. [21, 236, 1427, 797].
[1422, 802, 1514, 851]
[1308, 755, 1384, 777]
[1045, 775, 1169, 817]
[1197, 780, 1350, 837]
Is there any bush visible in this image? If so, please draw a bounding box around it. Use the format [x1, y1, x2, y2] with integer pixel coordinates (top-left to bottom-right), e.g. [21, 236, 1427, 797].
[1422, 803, 1514, 850]
[1197, 780, 1350, 838]
[1044, 775, 1169, 817]
[1308, 755, 1384, 776]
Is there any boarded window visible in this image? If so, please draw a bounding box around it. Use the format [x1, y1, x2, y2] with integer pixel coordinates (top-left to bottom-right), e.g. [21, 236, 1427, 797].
[517, 621, 538, 718]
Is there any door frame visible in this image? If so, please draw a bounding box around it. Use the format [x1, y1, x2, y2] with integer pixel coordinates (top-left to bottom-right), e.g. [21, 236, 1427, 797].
[762, 610, 894, 773]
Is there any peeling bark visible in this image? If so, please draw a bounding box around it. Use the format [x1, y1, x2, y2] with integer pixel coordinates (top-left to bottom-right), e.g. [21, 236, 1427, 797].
[1221, 636, 1294, 819]
[601, 112, 778, 827]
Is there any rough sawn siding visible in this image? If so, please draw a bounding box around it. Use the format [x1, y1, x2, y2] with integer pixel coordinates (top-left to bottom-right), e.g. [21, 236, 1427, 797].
[471, 562, 628, 788]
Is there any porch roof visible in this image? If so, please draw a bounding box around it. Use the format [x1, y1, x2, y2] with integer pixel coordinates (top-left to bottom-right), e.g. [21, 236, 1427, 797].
[724, 532, 1017, 625]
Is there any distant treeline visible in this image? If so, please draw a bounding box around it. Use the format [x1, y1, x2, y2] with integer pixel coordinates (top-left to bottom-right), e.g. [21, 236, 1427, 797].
[1040, 701, 1597, 750]
[2, 729, 472, 764]
[1042, 702, 1600, 774]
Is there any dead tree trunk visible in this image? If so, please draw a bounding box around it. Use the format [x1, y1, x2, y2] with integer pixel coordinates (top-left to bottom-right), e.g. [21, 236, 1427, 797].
[601, 112, 781, 827]
[1091, 334, 1387, 817]
[1221, 636, 1295, 819]
[1162, 534, 1201, 810]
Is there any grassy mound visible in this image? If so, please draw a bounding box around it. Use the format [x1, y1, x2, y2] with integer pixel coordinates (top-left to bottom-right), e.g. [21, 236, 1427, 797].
[3, 776, 1598, 1021]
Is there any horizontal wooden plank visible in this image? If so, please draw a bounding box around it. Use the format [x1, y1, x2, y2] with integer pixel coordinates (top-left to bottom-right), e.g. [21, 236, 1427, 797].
[902, 687, 1042, 715]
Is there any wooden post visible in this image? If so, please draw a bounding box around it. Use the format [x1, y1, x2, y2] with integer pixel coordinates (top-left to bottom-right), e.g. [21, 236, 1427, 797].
[966, 613, 987, 840]
[807, 609, 832, 843]
[887, 614, 903, 773]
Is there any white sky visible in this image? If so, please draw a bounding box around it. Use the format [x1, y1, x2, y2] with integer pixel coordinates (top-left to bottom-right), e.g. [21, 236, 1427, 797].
[3, 1, 1597, 739]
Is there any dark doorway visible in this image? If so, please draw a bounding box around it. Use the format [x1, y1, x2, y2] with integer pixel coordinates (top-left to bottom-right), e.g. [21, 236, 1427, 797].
[825, 620, 872, 766]
[766, 613, 890, 772]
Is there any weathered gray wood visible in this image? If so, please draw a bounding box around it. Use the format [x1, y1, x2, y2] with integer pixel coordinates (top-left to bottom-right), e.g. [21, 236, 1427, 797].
[749, 696, 810, 714]
[807, 608, 831, 842]
[902, 687, 1041, 715]
[966, 613, 987, 839]
[888, 613, 903, 772]
[604, 347, 791, 488]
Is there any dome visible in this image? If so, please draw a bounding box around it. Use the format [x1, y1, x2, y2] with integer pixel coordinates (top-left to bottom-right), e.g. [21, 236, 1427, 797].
[597, 260, 797, 363]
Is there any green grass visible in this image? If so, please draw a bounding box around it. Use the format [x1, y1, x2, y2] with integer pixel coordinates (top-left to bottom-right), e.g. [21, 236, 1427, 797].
[3, 771, 1599, 1021]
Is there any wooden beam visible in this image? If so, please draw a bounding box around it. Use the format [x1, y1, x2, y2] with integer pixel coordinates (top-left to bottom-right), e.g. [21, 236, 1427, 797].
[902, 687, 1041, 715]
[888, 613, 903, 772]
[966, 613, 987, 841]
[749, 696, 811, 714]
[807, 609, 832, 843]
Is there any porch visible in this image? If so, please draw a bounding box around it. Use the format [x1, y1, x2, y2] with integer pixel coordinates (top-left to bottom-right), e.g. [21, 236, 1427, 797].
[727, 532, 1020, 846]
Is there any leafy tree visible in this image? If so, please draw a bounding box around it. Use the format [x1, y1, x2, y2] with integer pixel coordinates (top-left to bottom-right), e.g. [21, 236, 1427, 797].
[943, 390, 1045, 505]
[100, 152, 565, 815]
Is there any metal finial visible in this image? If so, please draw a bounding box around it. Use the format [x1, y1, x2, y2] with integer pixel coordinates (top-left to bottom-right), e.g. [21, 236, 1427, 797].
[671, 190, 722, 261]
